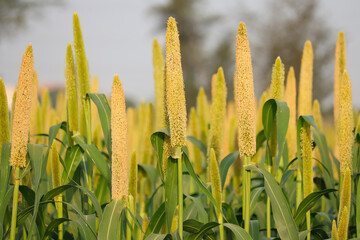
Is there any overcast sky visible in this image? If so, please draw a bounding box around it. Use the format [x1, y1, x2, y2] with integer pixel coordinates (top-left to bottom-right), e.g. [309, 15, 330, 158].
[0, 0, 359, 108]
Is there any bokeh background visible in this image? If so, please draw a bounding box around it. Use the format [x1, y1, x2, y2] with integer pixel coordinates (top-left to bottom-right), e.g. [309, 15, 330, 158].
[0, 0, 359, 119]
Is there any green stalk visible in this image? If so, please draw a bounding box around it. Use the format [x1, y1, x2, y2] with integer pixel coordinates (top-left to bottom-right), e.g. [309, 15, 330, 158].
[127, 195, 135, 240]
[266, 164, 271, 238]
[296, 168, 302, 208]
[177, 147, 183, 240]
[10, 167, 20, 240]
[244, 156, 251, 233]
[56, 196, 63, 240]
[219, 214, 224, 240]
[357, 177, 360, 237]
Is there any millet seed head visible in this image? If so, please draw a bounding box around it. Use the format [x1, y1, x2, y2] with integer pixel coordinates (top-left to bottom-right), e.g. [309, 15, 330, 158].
[111, 74, 129, 200]
[165, 17, 187, 149]
[10, 44, 33, 168]
[234, 22, 256, 157]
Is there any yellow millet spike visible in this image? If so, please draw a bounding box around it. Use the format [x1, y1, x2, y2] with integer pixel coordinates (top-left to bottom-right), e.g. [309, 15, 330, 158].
[65, 43, 79, 132]
[338, 72, 353, 174]
[234, 22, 256, 157]
[10, 44, 33, 168]
[50, 142, 62, 189]
[153, 38, 166, 131]
[301, 122, 312, 197]
[111, 74, 128, 200]
[285, 67, 297, 160]
[210, 148, 222, 216]
[298, 41, 313, 117]
[331, 220, 338, 240]
[73, 12, 90, 137]
[208, 67, 227, 161]
[128, 151, 137, 201]
[91, 76, 100, 132]
[41, 88, 51, 135]
[30, 71, 38, 141]
[334, 32, 347, 136]
[56, 91, 65, 122]
[269, 57, 285, 157]
[338, 168, 351, 224]
[127, 108, 137, 155]
[165, 17, 187, 149]
[142, 103, 153, 164]
[270, 57, 285, 101]
[0, 78, 9, 160]
[313, 100, 323, 132]
[197, 87, 209, 145]
[337, 206, 349, 240]
[10, 89, 17, 138]
[189, 107, 202, 175]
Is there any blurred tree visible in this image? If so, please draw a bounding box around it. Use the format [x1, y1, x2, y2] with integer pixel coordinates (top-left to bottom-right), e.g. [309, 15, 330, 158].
[0, 0, 61, 41]
[152, 0, 334, 107]
[245, 0, 334, 103]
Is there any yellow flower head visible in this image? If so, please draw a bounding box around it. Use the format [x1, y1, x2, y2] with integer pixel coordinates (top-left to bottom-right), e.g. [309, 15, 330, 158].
[301, 122, 312, 197]
[153, 38, 166, 131]
[337, 206, 349, 240]
[338, 72, 353, 174]
[210, 148, 222, 217]
[0, 78, 9, 157]
[312, 100, 323, 131]
[10, 44, 33, 168]
[197, 87, 209, 145]
[334, 31, 347, 129]
[73, 12, 90, 137]
[111, 74, 128, 200]
[234, 22, 256, 157]
[270, 57, 285, 101]
[298, 41, 313, 117]
[208, 67, 227, 161]
[65, 43, 79, 132]
[165, 17, 187, 149]
[285, 67, 297, 159]
[331, 219, 338, 240]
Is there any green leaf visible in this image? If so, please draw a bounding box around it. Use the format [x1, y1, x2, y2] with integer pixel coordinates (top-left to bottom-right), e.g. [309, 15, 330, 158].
[87, 93, 112, 155]
[187, 136, 207, 157]
[19, 185, 35, 205]
[250, 187, 264, 217]
[144, 203, 166, 238]
[222, 202, 239, 225]
[42, 218, 70, 240]
[182, 150, 224, 219]
[145, 233, 173, 240]
[151, 131, 166, 181]
[223, 223, 253, 240]
[98, 199, 124, 240]
[72, 132, 111, 187]
[193, 222, 219, 240]
[219, 151, 240, 190]
[138, 164, 158, 189]
[249, 220, 259, 240]
[0, 186, 13, 227]
[246, 164, 299, 240]
[27, 143, 47, 238]
[262, 99, 289, 173]
[62, 145, 83, 183]
[165, 157, 178, 232]
[294, 189, 336, 226]
[0, 143, 11, 201]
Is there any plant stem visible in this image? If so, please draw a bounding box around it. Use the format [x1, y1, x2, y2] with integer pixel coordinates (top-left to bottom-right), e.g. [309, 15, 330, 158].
[266, 164, 271, 238]
[218, 212, 225, 240]
[177, 146, 183, 240]
[296, 168, 302, 209]
[56, 195, 63, 240]
[10, 167, 20, 240]
[244, 156, 251, 233]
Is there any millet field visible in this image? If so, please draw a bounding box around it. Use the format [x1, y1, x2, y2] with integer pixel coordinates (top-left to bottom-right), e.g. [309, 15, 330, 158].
[0, 12, 358, 240]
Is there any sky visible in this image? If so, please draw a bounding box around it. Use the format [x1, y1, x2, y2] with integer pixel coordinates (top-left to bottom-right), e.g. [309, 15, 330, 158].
[0, 0, 359, 108]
